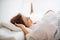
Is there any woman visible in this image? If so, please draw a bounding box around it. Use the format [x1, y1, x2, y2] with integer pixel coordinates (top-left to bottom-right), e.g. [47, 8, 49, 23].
[10, 13, 38, 35]
[11, 11, 58, 40]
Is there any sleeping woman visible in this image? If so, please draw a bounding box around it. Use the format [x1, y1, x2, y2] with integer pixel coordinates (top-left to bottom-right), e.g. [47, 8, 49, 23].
[10, 11, 58, 40]
[10, 13, 39, 35]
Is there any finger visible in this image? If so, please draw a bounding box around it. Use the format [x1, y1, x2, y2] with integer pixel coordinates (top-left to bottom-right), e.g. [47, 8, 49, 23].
[15, 23, 18, 25]
[15, 23, 19, 26]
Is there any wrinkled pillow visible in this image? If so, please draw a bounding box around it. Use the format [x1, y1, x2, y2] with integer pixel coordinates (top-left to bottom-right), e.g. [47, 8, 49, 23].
[0, 22, 22, 32]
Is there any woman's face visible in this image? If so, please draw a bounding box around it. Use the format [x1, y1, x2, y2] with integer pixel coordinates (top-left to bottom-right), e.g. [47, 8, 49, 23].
[21, 15, 32, 27]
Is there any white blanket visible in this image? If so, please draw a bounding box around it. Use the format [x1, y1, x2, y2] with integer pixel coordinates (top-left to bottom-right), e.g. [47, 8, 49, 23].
[0, 22, 24, 40]
[26, 11, 58, 40]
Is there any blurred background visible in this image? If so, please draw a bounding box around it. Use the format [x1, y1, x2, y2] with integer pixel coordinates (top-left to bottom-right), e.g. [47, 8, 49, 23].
[0, 0, 60, 23]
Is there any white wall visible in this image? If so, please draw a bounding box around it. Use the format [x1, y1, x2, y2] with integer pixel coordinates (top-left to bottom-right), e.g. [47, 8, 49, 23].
[0, 0, 60, 23]
[0, 0, 24, 22]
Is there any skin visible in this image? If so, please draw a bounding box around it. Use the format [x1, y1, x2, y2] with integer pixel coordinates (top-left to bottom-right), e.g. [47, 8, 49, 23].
[22, 16, 32, 27]
[15, 10, 54, 35]
[15, 23, 29, 35]
[15, 14, 33, 35]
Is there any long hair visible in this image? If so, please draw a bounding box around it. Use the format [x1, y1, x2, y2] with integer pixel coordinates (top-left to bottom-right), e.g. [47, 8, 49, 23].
[10, 13, 27, 27]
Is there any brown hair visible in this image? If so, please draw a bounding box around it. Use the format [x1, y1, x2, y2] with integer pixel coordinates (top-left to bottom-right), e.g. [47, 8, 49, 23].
[10, 13, 27, 27]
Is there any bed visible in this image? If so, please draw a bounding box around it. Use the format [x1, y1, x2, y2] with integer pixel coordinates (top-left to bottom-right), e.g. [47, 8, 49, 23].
[0, 22, 25, 40]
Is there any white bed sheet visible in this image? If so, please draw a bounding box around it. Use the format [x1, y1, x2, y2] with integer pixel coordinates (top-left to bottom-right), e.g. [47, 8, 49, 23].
[0, 22, 25, 40]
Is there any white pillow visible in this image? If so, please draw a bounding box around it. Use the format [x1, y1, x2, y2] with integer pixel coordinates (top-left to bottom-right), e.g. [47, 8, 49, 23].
[0, 22, 22, 32]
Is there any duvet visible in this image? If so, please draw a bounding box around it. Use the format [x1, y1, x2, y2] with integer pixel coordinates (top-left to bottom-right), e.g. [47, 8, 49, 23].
[0, 22, 24, 40]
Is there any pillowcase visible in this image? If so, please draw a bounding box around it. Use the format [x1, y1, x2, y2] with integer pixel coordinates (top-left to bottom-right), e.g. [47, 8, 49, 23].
[0, 22, 22, 32]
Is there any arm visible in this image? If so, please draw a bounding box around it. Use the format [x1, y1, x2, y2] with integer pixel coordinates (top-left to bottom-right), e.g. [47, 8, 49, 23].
[15, 23, 29, 35]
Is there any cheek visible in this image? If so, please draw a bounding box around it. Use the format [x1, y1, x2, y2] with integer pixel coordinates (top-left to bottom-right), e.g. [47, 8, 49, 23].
[29, 19, 32, 23]
[28, 20, 32, 24]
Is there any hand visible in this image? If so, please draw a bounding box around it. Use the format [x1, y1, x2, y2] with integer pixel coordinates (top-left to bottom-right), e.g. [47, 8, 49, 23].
[15, 23, 29, 35]
[15, 23, 25, 29]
